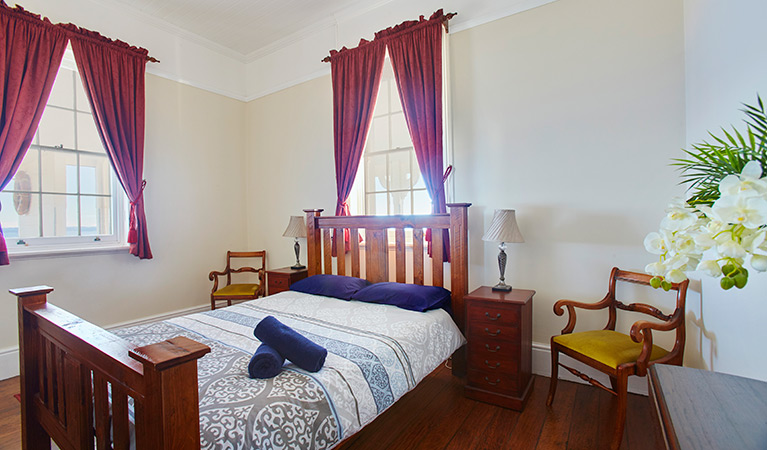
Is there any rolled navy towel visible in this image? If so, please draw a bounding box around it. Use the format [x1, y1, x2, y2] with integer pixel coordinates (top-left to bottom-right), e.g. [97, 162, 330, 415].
[254, 315, 327, 372]
[248, 343, 285, 379]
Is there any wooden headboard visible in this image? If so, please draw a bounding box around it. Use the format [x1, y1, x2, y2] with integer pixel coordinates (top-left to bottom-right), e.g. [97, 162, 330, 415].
[303, 203, 470, 331]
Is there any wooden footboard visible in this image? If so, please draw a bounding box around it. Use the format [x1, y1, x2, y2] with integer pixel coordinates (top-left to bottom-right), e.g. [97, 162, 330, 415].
[11, 286, 210, 450]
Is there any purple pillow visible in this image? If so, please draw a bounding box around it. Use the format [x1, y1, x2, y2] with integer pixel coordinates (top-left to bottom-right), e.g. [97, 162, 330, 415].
[350, 282, 452, 312]
[289, 274, 371, 300]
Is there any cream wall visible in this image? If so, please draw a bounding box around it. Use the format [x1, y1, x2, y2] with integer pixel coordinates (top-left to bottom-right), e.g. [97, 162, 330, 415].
[0, 74, 249, 376]
[244, 0, 687, 391]
[682, 0, 767, 380]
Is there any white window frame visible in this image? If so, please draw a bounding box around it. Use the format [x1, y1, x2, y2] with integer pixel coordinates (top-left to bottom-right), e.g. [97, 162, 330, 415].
[2, 47, 127, 257]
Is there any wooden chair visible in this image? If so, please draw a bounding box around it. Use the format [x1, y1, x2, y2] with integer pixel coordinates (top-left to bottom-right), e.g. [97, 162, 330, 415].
[209, 251, 266, 310]
[546, 267, 689, 450]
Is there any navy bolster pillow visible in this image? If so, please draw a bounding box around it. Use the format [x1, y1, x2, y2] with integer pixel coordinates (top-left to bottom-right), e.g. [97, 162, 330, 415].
[248, 343, 285, 379]
[254, 315, 327, 372]
[290, 274, 371, 300]
[351, 282, 452, 312]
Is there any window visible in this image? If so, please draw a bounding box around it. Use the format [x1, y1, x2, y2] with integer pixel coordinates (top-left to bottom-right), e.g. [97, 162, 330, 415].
[0, 47, 124, 253]
[348, 55, 432, 216]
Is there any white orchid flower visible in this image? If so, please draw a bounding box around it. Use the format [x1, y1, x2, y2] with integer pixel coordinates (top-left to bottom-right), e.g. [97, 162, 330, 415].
[717, 239, 747, 259]
[697, 259, 722, 277]
[645, 261, 666, 277]
[644, 231, 667, 255]
[742, 228, 766, 253]
[660, 198, 698, 231]
[665, 268, 688, 283]
[711, 193, 767, 229]
[671, 233, 698, 256]
[751, 254, 767, 272]
[718, 161, 767, 197]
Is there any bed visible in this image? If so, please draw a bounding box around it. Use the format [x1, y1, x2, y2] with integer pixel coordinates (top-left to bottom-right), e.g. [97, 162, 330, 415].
[12, 204, 471, 449]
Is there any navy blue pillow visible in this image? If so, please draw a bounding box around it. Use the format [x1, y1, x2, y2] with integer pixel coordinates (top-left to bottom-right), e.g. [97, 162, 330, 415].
[289, 274, 371, 300]
[350, 282, 452, 312]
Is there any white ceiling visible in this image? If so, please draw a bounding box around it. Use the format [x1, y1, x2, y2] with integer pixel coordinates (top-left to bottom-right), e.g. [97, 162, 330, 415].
[103, 0, 388, 58]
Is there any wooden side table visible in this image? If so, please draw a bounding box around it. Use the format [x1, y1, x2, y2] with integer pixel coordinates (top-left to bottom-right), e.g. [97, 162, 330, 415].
[267, 267, 308, 295]
[464, 286, 534, 411]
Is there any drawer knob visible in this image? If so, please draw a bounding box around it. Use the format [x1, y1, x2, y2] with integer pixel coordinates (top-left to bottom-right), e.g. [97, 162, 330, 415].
[484, 376, 501, 386]
[484, 360, 501, 369]
[485, 312, 501, 320]
[485, 344, 501, 352]
[484, 327, 501, 336]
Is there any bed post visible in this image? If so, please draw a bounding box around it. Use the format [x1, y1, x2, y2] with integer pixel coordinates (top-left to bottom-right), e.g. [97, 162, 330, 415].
[12, 286, 54, 450]
[130, 338, 211, 449]
[304, 209, 323, 276]
[447, 203, 471, 377]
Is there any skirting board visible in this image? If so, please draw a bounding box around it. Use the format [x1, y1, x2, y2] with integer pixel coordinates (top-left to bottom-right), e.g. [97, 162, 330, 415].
[0, 303, 210, 381]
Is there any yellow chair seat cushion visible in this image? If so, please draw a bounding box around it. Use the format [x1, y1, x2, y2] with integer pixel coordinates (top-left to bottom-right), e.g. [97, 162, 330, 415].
[553, 330, 669, 369]
[213, 283, 260, 297]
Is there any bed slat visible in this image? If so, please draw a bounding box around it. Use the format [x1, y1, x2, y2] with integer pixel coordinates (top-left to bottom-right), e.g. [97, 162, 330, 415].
[395, 229, 406, 283]
[366, 229, 388, 283]
[55, 346, 66, 424]
[93, 374, 110, 450]
[413, 228, 424, 285]
[431, 229, 444, 287]
[323, 229, 332, 274]
[335, 228, 346, 276]
[350, 228, 361, 278]
[112, 385, 130, 450]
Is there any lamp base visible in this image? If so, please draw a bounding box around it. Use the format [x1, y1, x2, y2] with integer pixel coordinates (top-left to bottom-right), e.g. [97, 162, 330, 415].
[290, 264, 306, 270]
[492, 282, 512, 292]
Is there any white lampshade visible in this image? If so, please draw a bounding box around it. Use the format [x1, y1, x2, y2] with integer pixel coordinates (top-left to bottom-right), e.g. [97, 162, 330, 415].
[282, 216, 307, 238]
[482, 209, 524, 243]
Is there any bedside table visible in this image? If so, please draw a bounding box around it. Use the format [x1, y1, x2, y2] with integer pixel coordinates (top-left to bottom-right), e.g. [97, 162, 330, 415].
[464, 286, 534, 411]
[267, 267, 308, 295]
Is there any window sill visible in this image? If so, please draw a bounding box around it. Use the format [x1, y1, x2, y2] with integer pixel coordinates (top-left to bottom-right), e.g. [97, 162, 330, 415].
[9, 244, 131, 261]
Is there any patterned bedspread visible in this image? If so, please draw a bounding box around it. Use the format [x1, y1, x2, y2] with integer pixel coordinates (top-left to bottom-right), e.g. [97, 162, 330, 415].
[112, 290, 465, 449]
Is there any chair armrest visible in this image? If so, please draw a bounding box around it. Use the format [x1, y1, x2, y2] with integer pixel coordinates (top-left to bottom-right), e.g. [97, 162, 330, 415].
[629, 314, 683, 375]
[208, 269, 228, 293]
[553, 294, 613, 334]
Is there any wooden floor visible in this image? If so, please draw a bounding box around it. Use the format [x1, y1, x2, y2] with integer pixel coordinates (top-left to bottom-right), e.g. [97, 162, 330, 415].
[0, 366, 662, 450]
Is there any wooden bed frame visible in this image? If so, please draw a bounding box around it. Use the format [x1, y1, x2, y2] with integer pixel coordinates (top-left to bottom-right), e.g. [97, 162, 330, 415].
[11, 203, 470, 449]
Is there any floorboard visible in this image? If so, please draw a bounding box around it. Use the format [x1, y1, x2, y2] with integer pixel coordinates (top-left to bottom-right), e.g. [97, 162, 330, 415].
[0, 364, 664, 449]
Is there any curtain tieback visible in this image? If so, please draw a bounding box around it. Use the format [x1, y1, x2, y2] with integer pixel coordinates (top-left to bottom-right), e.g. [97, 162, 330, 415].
[442, 165, 453, 184]
[128, 180, 147, 244]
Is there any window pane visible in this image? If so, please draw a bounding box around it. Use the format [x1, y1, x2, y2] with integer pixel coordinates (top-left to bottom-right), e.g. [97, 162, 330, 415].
[81, 195, 111, 235]
[38, 107, 75, 149]
[46, 68, 74, 109]
[413, 189, 432, 215]
[366, 154, 387, 193]
[0, 192, 40, 238]
[40, 150, 77, 193]
[75, 78, 90, 112]
[374, 80, 389, 114]
[388, 150, 411, 191]
[77, 112, 104, 153]
[367, 116, 389, 153]
[411, 152, 424, 189]
[390, 81, 403, 113]
[41, 194, 77, 237]
[9, 150, 40, 193]
[389, 191, 411, 215]
[366, 193, 388, 216]
[391, 112, 411, 149]
[79, 155, 111, 195]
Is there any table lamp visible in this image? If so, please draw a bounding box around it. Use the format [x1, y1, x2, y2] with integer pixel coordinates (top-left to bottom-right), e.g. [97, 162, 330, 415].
[283, 216, 307, 270]
[482, 209, 524, 291]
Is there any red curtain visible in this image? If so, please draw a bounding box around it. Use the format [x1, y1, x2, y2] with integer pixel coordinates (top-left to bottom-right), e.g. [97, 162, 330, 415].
[67, 28, 153, 259]
[382, 11, 449, 261]
[0, 3, 68, 265]
[330, 39, 386, 253]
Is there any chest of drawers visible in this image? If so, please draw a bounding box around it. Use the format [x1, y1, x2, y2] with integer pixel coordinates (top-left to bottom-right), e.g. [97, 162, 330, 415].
[464, 286, 534, 411]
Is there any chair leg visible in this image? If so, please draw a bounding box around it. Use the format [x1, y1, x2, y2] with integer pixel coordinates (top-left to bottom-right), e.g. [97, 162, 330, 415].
[610, 372, 629, 450]
[546, 344, 559, 406]
[211, 296, 216, 310]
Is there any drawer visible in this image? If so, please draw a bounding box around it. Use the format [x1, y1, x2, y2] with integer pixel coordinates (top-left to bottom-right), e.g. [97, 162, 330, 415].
[270, 276, 289, 288]
[467, 350, 519, 376]
[467, 322, 520, 342]
[467, 369, 518, 394]
[466, 302, 519, 327]
[467, 339, 519, 363]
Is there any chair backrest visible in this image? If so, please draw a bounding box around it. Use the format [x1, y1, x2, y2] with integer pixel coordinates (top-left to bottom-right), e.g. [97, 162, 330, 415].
[606, 267, 689, 359]
[225, 251, 266, 285]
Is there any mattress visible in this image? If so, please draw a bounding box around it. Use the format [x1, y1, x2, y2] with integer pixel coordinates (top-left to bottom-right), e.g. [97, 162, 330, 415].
[112, 290, 466, 449]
